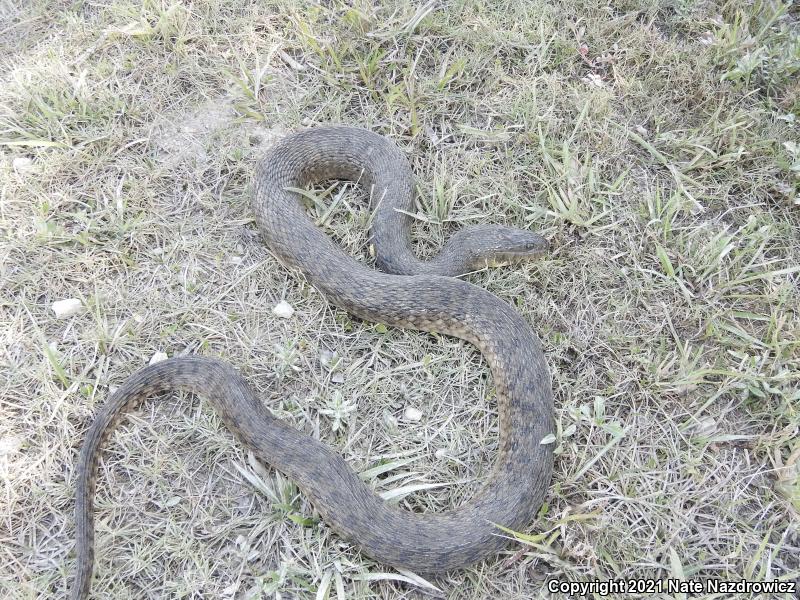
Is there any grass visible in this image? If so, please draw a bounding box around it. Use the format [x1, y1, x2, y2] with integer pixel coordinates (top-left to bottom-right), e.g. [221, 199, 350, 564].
[1, 0, 798, 598]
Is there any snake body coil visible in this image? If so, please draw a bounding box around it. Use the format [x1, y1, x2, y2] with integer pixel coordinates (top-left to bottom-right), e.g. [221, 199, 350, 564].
[71, 126, 554, 598]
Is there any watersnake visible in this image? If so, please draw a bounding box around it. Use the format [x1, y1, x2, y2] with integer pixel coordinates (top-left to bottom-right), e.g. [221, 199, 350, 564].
[70, 126, 554, 598]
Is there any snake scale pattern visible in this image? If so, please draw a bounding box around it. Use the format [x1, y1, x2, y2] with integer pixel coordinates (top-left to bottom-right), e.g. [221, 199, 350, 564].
[70, 126, 554, 598]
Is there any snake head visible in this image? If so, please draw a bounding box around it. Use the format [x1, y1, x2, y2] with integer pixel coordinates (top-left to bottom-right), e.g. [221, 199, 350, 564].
[455, 224, 549, 270]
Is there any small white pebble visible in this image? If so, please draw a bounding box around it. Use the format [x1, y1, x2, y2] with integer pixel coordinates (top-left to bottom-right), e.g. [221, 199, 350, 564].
[228, 255, 243, 265]
[132, 313, 144, 324]
[149, 351, 168, 365]
[581, 72, 604, 88]
[12, 157, 35, 173]
[0, 435, 23, 457]
[403, 406, 423, 422]
[272, 300, 294, 319]
[434, 448, 447, 459]
[51, 298, 83, 319]
[698, 31, 715, 46]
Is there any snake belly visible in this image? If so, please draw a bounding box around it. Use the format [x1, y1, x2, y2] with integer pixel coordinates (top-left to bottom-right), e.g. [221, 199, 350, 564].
[70, 126, 554, 598]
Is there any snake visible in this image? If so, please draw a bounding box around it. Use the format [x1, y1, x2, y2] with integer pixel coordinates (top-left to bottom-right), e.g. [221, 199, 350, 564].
[70, 126, 554, 598]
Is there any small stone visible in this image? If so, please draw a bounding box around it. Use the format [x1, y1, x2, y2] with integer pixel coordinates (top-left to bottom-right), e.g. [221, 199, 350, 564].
[698, 31, 715, 46]
[434, 448, 447, 459]
[403, 406, 423, 422]
[12, 157, 35, 173]
[581, 73, 604, 88]
[149, 351, 168, 365]
[51, 298, 83, 319]
[0, 435, 23, 457]
[272, 300, 294, 319]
